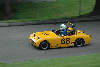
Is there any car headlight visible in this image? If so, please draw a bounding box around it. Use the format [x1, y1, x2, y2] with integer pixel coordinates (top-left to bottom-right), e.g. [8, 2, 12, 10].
[34, 33, 35, 37]
[38, 36, 39, 39]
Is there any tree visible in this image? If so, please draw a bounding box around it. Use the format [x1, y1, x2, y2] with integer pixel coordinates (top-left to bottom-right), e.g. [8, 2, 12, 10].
[92, 0, 100, 15]
[4, 0, 13, 19]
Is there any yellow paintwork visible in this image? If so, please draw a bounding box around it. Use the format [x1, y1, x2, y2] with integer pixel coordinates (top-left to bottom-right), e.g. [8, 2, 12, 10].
[68, 27, 73, 31]
[29, 30, 91, 48]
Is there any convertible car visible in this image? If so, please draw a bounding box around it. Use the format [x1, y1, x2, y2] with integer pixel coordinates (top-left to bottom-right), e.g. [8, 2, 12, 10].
[29, 22, 91, 50]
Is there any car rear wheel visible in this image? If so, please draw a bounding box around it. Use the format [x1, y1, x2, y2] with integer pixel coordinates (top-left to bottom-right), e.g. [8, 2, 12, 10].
[74, 38, 84, 47]
[39, 41, 50, 50]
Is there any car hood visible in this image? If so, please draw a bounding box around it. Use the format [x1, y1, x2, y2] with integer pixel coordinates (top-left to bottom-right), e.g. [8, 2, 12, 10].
[29, 31, 58, 39]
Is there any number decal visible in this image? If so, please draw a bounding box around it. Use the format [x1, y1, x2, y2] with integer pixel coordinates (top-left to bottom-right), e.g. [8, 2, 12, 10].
[61, 38, 65, 44]
[66, 38, 70, 44]
[61, 38, 70, 44]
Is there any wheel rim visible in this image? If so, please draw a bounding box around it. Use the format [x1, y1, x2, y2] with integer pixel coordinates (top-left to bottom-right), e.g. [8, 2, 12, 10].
[76, 39, 83, 47]
[41, 42, 49, 49]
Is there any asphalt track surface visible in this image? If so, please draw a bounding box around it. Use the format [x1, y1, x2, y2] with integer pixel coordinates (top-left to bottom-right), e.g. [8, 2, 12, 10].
[0, 21, 100, 63]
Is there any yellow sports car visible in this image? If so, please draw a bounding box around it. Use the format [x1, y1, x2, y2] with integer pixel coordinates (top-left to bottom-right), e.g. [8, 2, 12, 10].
[29, 22, 91, 50]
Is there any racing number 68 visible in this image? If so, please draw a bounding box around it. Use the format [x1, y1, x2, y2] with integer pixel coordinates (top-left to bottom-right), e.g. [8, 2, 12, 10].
[61, 38, 70, 44]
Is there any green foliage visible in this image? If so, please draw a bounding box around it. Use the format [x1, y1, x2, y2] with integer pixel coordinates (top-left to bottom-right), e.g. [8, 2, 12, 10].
[0, 5, 5, 20]
[0, 53, 100, 67]
[0, 0, 95, 22]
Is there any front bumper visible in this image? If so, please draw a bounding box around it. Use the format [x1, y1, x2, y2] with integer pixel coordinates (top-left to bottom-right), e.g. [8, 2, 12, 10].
[30, 39, 35, 45]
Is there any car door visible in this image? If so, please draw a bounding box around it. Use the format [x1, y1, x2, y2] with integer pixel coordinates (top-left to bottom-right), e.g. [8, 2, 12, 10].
[59, 36, 72, 47]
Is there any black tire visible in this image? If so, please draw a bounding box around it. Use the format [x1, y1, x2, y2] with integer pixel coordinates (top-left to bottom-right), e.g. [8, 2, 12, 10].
[74, 38, 84, 47]
[39, 41, 50, 50]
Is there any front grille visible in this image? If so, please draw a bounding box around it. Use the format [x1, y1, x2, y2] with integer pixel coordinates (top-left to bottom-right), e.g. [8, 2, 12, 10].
[32, 41, 35, 44]
[30, 39, 35, 44]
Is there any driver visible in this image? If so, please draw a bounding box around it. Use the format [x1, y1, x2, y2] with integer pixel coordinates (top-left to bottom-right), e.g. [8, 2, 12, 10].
[60, 24, 67, 36]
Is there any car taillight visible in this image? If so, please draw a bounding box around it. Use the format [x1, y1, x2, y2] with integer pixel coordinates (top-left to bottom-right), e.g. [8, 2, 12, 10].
[82, 31, 84, 33]
[90, 36, 91, 37]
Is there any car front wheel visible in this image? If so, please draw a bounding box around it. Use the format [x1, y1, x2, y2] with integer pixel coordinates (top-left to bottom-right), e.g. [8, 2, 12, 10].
[39, 41, 50, 50]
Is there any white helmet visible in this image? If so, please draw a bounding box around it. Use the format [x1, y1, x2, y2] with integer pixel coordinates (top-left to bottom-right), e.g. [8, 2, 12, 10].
[60, 24, 66, 30]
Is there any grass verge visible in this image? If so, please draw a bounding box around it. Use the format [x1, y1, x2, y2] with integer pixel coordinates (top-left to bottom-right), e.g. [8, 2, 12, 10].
[0, 0, 95, 23]
[0, 53, 100, 67]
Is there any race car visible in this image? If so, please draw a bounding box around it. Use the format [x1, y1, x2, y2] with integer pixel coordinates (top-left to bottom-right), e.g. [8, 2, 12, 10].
[29, 22, 91, 50]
